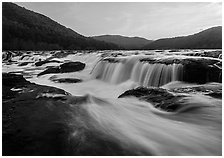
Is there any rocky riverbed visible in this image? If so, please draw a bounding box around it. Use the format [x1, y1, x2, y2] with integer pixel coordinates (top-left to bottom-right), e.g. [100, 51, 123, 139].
[2, 50, 222, 156]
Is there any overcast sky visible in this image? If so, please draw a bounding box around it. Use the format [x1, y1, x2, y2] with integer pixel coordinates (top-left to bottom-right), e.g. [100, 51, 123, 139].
[15, 2, 222, 40]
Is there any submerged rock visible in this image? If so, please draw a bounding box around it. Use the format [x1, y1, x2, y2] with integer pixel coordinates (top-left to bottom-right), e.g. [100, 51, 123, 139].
[38, 62, 85, 76]
[49, 76, 82, 83]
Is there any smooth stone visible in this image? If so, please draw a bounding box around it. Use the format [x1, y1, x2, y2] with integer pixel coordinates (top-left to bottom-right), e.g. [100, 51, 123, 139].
[37, 62, 85, 76]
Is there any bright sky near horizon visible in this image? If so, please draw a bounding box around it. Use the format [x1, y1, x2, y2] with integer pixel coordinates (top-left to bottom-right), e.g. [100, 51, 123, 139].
[15, 2, 222, 40]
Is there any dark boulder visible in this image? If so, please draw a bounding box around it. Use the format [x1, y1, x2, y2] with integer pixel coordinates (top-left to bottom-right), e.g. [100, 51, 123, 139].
[38, 67, 60, 76]
[35, 60, 61, 66]
[182, 59, 221, 83]
[102, 57, 124, 63]
[2, 73, 31, 88]
[20, 54, 31, 60]
[140, 57, 222, 84]
[171, 83, 222, 99]
[51, 50, 73, 59]
[199, 50, 222, 58]
[2, 73, 31, 100]
[118, 87, 184, 112]
[37, 62, 85, 76]
[140, 56, 220, 65]
[2, 51, 15, 62]
[49, 76, 82, 83]
[18, 62, 31, 66]
[206, 90, 222, 99]
[2, 73, 145, 156]
[60, 62, 85, 73]
[2, 74, 71, 155]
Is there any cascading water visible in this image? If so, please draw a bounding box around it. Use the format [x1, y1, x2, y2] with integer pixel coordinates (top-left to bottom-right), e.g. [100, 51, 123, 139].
[91, 57, 183, 87]
[2, 50, 222, 155]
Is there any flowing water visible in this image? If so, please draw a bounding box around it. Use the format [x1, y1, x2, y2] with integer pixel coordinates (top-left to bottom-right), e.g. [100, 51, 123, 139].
[2, 50, 222, 155]
[91, 56, 184, 86]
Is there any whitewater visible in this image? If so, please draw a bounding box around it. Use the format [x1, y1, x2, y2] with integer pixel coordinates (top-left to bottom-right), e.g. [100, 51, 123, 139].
[2, 50, 222, 155]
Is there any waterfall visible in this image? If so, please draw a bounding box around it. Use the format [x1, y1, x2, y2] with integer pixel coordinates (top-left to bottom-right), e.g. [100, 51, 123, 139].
[91, 57, 183, 87]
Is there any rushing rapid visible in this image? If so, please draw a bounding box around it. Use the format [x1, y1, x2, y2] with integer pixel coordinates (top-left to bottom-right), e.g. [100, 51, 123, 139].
[2, 50, 222, 155]
[74, 93, 221, 155]
[91, 56, 183, 87]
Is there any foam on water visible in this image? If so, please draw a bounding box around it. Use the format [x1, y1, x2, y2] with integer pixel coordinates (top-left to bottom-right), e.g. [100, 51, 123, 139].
[91, 56, 184, 87]
[68, 94, 221, 155]
[2, 50, 222, 155]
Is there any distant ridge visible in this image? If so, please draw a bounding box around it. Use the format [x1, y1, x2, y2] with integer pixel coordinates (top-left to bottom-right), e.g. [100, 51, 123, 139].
[93, 35, 153, 49]
[143, 26, 222, 49]
[2, 2, 119, 50]
[2, 3, 221, 51]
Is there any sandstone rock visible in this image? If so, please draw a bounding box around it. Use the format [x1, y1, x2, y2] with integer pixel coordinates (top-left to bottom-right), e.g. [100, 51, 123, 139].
[38, 62, 85, 76]
[3, 73, 143, 156]
[118, 87, 184, 112]
[2, 73, 31, 87]
[59, 62, 85, 73]
[50, 77, 82, 83]
[140, 57, 222, 84]
[18, 62, 31, 66]
[2, 51, 15, 62]
[171, 83, 222, 99]
[35, 60, 61, 66]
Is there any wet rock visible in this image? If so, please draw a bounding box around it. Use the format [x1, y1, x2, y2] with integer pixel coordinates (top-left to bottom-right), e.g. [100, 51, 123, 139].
[60, 62, 85, 72]
[3, 73, 144, 156]
[140, 56, 220, 65]
[182, 59, 221, 83]
[18, 62, 31, 66]
[169, 49, 180, 52]
[171, 83, 222, 99]
[155, 50, 164, 52]
[118, 87, 184, 112]
[101, 57, 125, 63]
[2, 73, 32, 100]
[51, 50, 72, 58]
[190, 50, 222, 58]
[206, 90, 222, 99]
[141, 57, 222, 84]
[35, 60, 61, 66]
[2, 75, 71, 155]
[50, 77, 82, 83]
[20, 54, 31, 60]
[203, 51, 222, 58]
[2, 51, 15, 62]
[37, 62, 85, 76]
[38, 67, 60, 76]
[44, 50, 76, 60]
[2, 73, 31, 88]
